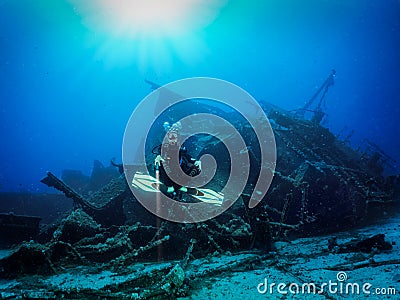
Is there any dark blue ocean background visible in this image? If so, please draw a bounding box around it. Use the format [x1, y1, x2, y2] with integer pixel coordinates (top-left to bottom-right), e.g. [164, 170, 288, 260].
[0, 0, 399, 193]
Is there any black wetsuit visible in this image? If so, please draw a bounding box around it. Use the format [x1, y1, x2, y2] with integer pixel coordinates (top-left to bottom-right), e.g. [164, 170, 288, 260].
[158, 147, 200, 191]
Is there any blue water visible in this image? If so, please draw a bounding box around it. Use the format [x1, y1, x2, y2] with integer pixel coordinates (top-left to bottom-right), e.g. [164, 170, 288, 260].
[0, 0, 399, 193]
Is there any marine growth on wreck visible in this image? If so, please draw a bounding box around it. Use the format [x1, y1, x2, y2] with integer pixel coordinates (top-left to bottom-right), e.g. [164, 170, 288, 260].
[1, 94, 398, 298]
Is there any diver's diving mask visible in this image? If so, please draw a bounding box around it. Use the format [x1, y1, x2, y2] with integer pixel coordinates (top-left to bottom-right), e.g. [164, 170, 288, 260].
[166, 122, 181, 146]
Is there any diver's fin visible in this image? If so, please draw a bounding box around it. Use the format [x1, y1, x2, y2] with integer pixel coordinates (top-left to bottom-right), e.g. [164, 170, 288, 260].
[132, 172, 161, 192]
[190, 188, 224, 206]
[131, 172, 223, 205]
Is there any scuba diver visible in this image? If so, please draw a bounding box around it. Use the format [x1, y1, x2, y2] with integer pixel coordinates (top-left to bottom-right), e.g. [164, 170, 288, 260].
[153, 121, 202, 199]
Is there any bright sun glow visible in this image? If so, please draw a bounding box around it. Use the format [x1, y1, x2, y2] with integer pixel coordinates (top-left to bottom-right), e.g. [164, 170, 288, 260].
[69, 0, 226, 70]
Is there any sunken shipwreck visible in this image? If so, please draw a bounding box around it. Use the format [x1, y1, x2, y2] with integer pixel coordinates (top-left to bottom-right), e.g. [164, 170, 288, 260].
[0, 77, 399, 299]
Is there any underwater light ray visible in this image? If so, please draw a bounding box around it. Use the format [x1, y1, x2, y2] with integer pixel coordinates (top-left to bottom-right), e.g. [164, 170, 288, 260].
[70, 0, 227, 38]
[69, 0, 226, 69]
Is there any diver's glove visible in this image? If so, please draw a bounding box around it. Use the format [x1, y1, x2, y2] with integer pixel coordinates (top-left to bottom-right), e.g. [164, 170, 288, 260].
[194, 160, 202, 171]
[154, 155, 165, 169]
